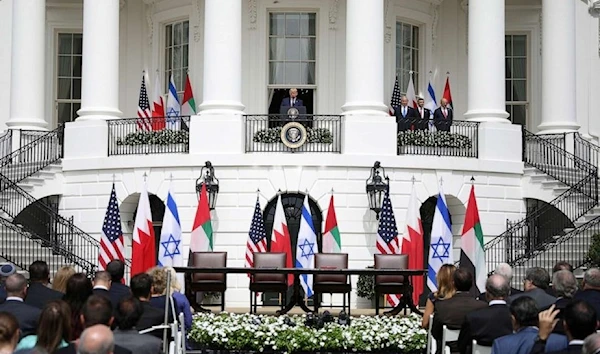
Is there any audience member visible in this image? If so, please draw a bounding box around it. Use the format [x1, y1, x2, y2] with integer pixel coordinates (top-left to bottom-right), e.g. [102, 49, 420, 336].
[583, 333, 600, 354]
[457, 275, 513, 354]
[552, 261, 574, 274]
[24, 261, 63, 310]
[0, 264, 16, 304]
[76, 325, 114, 354]
[575, 268, 600, 322]
[55, 295, 131, 354]
[491, 297, 566, 354]
[509, 267, 556, 309]
[62, 273, 93, 340]
[165, 266, 193, 331]
[0, 274, 41, 337]
[130, 273, 164, 338]
[0, 312, 19, 353]
[530, 300, 598, 354]
[477, 263, 521, 301]
[432, 268, 486, 354]
[92, 271, 112, 305]
[421, 264, 456, 329]
[52, 266, 75, 294]
[546, 270, 578, 334]
[113, 297, 161, 354]
[106, 261, 131, 310]
[15, 300, 71, 352]
[147, 267, 175, 323]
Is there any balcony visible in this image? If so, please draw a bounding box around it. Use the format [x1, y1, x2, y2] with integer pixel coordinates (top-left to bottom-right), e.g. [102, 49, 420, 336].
[396, 119, 480, 158]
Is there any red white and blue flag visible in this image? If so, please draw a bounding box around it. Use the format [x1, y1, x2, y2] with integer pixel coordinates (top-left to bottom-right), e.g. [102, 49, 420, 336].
[245, 196, 267, 271]
[376, 191, 401, 307]
[98, 184, 125, 270]
[137, 74, 152, 131]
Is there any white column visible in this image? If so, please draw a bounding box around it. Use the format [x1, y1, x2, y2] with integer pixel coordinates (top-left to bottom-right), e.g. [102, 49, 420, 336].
[77, 0, 122, 120]
[198, 0, 244, 112]
[538, 0, 579, 133]
[191, 0, 244, 154]
[463, 0, 509, 123]
[341, 0, 388, 115]
[7, 0, 48, 130]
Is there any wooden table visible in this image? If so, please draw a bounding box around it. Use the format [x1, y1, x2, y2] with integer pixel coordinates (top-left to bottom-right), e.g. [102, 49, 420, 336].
[173, 266, 426, 316]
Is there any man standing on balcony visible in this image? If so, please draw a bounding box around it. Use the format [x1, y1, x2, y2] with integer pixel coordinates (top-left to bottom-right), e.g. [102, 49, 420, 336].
[416, 97, 431, 131]
[433, 98, 453, 132]
[280, 88, 303, 108]
[395, 95, 417, 132]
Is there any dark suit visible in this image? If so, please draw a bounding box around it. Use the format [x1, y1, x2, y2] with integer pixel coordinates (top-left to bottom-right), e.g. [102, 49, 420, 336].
[24, 282, 63, 309]
[432, 292, 487, 354]
[457, 302, 513, 354]
[55, 342, 132, 354]
[280, 97, 304, 107]
[540, 297, 572, 335]
[530, 340, 580, 354]
[0, 299, 41, 337]
[415, 106, 432, 130]
[477, 287, 522, 302]
[433, 107, 453, 132]
[491, 327, 567, 354]
[395, 105, 418, 132]
[0, 285, 6, 304]
[574, 289, 600, 321]
[113, 329, 162, 354]
[108, 282, 131, 309]
[92, 287, 111, 304]
[509, 288, 556, 310]
[136, 301, 166, 339]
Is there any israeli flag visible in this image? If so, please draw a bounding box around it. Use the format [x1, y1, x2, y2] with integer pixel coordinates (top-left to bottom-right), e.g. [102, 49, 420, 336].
[166, 75, 181, 129]
[158, 185, 184, 287]
[425, 81, 437, 116]
[296, 195, 317, 297]
[427, 185, 453, 292]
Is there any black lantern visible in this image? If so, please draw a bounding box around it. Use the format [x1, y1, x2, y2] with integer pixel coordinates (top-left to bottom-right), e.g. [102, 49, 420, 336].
[196, 161, 219, 210]
[365, 161, 389, 219]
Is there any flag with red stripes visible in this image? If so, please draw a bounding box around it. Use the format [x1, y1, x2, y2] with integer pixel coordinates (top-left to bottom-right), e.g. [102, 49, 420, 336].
[137, 75, 152, 131]
[98, 183, 125, 270]
[376, 190, 401, 307]
[245, 196, 267, 272]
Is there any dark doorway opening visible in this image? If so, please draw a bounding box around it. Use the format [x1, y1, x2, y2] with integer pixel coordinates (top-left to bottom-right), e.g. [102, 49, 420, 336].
[14, 195, 61, 247]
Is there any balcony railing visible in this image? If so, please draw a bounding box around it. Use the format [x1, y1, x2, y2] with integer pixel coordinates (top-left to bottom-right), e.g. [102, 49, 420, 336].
[107, 116, 190, 156]
[244, 115, 342, 153]
[396, 119, 479, 158]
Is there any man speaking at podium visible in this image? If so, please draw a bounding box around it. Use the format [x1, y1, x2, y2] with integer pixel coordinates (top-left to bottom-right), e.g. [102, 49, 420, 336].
[280, 88, 304, 108]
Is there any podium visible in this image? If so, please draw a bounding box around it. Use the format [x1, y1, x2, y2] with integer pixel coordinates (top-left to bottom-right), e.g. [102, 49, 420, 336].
[273, 106, 311, 128]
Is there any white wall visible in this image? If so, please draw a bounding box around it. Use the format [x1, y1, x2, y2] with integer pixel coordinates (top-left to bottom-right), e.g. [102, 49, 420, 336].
[0, 0, 13, 130]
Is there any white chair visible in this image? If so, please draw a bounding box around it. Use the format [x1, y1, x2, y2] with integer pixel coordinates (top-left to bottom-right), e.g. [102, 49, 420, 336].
[472, 339, 492, 354]
[441, 325, 460, 354]
[426, 313, 437, 354]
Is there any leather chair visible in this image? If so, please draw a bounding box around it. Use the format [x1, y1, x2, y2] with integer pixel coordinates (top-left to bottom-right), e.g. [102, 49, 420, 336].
[249, 252, 288, 313]
[313, 253, 351, 315]
[374, 254, 409, 315]
[186, 252, 227, 311]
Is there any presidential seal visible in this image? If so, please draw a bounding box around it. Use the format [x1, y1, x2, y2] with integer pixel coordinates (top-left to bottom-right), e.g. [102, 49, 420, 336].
[281, 121, 307, 149]
[287, 107, 300, 119]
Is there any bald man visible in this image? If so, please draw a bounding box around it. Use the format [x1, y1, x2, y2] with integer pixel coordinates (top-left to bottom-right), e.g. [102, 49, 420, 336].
[433, 98, 453, 132]
[77, 325, 115, 354]
[0, 274, 41, 337]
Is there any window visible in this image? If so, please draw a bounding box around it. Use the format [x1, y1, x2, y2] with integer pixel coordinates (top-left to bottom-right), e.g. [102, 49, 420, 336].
[505, 35, 528, 125]
[165, 20, 189, 99]
[268, 13, 316, 85]
[396, 22, 419, 94]
[56, 33, 83, 125]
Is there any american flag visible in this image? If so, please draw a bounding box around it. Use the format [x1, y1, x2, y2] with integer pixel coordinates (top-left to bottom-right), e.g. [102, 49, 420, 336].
[376, 190, 401, 307]
[98, 184, 125, 270]
[245, 196, 267, 271]
[389, 74, 402, 116]
[137, 75, 152, 131]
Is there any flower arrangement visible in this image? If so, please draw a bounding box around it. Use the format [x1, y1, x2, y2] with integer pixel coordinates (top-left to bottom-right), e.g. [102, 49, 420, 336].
[116, 129, 189, 146]
[397, 130, 472, 149]
[356, 267, 375, 301]
[189, 312, 427, 353]
[253, 127, 334, 144]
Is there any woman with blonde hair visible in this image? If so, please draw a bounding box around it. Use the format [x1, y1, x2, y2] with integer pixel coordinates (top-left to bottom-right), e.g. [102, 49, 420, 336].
[421, 263, 457, 329]
[146, 267, 193, 331]
[52, 266, 75, 293]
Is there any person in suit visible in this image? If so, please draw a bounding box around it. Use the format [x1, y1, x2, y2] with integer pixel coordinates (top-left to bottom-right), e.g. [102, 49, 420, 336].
[575, 268, 600, 322]
[0, 263, 17, 304]
[547, 262, 575, 297]
[55, 295, 132, 354]
[280, 88, 304, 108]
[457, 274, 513, 354]
[130, 273, 165, 339]
[530, 300, 598, 354]
[113, 297, 162, 354]
[415, 97, 432, 131]
[76, 325, 116, 354]
[433, 98, 453, 132]
[0, 274, 41, 338]
[491, 296, 567, 354]
[92, 271, 112, 305]
[432, 268, 487, 354]
[106, 260, 131, 310]
[477, 263, 522, 302]
[0, 311, 20, 353]
[543, 270, 578, 335]
[24, 260, 63, 310]
[509, 267, 556, 310]
[583, 333, 600, 354]
[395, 96, 418, 132]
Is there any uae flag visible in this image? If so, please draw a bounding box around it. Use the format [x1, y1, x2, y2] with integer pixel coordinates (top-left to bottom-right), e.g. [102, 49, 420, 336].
[443, 76, 453, 110]
[322, 194, 341, 253]
[181, 74, 197, 116]
[190, 183, 213, 253]
[270, 194, 293, 285]
[402, 186, 423, 305]
[459, 184, 486, 293]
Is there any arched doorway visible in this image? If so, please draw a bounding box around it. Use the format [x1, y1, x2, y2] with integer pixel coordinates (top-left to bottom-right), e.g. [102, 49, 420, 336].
[14, 195, 61, 246]
[262, 192, 323, 305]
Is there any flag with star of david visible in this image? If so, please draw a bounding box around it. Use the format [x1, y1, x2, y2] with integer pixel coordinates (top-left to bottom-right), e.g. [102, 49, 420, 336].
[427, 185, 454, 292]
[295, 194, 318, 297]
[376, 190, 401, 307]
[158, 184, 184, 287]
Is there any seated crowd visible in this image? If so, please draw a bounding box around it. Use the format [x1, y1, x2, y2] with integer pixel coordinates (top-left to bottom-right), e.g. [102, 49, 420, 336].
[0, 260, 192, 354]
[423, 260, 600, 354]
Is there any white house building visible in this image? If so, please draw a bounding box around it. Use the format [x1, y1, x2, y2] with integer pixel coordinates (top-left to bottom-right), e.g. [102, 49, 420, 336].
[0, 0, 599, 308]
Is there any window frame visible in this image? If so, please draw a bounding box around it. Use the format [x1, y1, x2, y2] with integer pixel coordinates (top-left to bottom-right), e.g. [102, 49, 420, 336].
[505, 33, 529, 126]
[54, 31, 83, 126]
[395, 21, 421, 95]
[164, 19, 190, 102]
